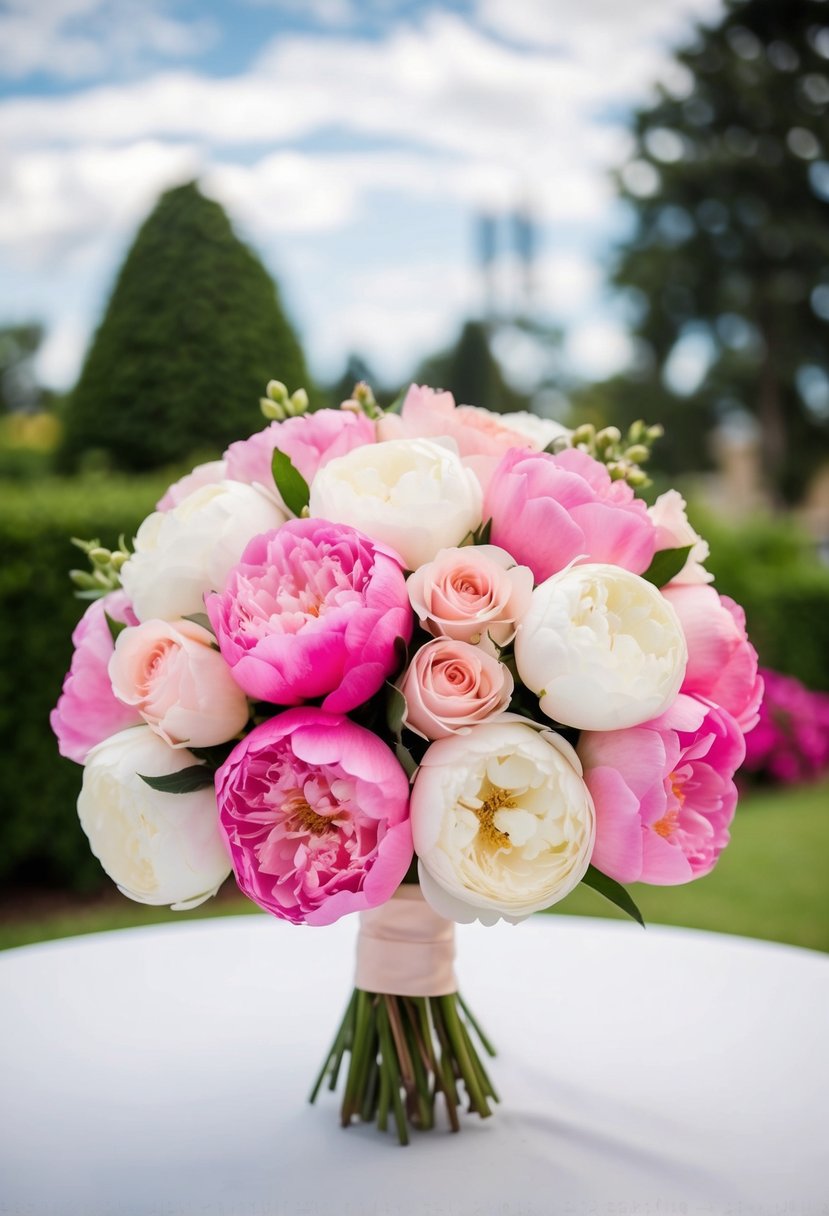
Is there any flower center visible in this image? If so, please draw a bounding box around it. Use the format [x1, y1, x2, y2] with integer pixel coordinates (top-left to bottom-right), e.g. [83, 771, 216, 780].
[652, 807, 680, 839]
[669, 771, 686, 806]
[466, 786, 515, 849]
[288, 799, 336, 836]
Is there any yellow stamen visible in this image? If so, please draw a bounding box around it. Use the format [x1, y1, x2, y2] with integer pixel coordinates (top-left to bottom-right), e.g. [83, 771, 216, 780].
[653, 808, 680, 839]
[462, 787, 515, 849]
[288, 800, 336, 836]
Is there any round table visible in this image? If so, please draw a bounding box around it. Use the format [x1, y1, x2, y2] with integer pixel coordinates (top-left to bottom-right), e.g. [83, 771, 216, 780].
[1, 915, 826, 1215]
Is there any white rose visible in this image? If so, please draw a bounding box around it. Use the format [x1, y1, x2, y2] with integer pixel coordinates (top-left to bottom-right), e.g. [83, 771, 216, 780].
[412, 721, 595, 925]
[475, 408, 571, 450]
[515, 563, 687, 731]
[78, 726, 231, 910]
[308, 438, 482, 571]
[121, 479, 287, 621]
[648, 490, 714, 585]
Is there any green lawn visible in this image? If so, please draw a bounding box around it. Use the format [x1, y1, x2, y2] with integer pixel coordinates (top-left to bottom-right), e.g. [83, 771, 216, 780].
[2, 779, 827, 954]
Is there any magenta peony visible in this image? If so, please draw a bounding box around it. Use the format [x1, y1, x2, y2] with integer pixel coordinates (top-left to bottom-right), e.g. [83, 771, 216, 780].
[662, 584, 764, 734]
[224, 408, 375, 500]
[484, 446, 656, 583]
[579, 693, 745, 885]
[51, 591, 141, 764]
[206, 518, 412, 713]
[215, 708, 413, 925]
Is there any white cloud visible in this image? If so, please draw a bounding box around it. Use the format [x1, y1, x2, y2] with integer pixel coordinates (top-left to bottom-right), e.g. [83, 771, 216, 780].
[36, 309, 91, 387]
[0, 141, 203, 266]
[0, 0, 217, 81]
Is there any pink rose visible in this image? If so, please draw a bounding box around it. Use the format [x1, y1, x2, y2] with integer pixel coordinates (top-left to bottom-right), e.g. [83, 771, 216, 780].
[216, 708, 413, 925]
[648, 490, 713, 585]
[156, 460, 227, 511]
[662, 585, 764, 733]
[108, 618, 249, 748]
[224, 408, 375, 503]
[579, 693, 746, 885]
[51, 591, 141, 764]
[206, 518, 412, 713]
[406, 545, 533, 646]
[484, 447, 656, 583]
[398, 638, 514, 740]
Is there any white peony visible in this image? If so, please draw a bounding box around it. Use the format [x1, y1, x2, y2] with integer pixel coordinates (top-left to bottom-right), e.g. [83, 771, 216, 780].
[308, 438, 482, 571]
[411, 721, 595, 925]
[515, 563, 687, 731]
[120, 479, 287, 621]
[78, 726, 231, 910]
[648, 490, 714, 585]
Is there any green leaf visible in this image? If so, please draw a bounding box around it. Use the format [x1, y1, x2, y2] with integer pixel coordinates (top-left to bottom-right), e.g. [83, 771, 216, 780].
[580, 865, 646, 928]
[386, 682, 407, 738]
[474, 517, 492, 545]
[271, 449, 310, 517]
[105, 613, 128, 644]
[641, 544, 693, 588]
[384, 389, 406, 415]
[182, 612, 215, 635]
[139, 766, 215, 795]
[394, 741, 418, 779]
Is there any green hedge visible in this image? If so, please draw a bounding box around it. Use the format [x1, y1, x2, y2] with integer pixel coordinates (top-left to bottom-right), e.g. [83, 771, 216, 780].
[2, 481, 828, 892]
[0, 475, 167, 889]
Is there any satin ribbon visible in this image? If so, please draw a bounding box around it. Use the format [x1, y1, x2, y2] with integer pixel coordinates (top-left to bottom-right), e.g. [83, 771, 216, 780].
[355, 885, 457, 997]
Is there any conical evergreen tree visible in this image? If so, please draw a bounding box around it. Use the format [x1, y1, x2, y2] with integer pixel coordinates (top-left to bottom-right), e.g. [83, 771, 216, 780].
[60, 181, 313, 470]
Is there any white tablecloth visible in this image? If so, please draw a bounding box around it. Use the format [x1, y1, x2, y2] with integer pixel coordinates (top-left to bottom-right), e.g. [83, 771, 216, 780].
[1, 915, 827, 1216]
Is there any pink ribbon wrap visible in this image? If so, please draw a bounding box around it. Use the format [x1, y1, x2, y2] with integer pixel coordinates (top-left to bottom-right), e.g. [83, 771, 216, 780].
[355, 885, 457, 997]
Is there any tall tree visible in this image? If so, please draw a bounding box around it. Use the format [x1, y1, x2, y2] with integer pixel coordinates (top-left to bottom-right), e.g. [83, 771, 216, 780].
[60, 182, 313, 471]
[613, 0, 829, 501]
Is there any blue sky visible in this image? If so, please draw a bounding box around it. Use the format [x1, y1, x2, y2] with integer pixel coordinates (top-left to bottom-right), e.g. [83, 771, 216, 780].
[0, 0, 723, 397]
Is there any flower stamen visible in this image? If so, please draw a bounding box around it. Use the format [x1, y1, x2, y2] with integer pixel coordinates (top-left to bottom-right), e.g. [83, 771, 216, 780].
[288, 799, 337, 836]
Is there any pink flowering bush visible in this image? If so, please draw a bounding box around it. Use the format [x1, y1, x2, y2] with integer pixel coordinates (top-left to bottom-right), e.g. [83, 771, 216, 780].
[206, 518, 412, 712]
[51, 591, 141, 763]
[579, 693, 745, 884]
[484, 447, 656, 583]
[743, 668, 829, 784]
[215, 709, 413, 925]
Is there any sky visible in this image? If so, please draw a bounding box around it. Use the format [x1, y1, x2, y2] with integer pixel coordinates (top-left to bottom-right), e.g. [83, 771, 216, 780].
[0, 0, 724, 398]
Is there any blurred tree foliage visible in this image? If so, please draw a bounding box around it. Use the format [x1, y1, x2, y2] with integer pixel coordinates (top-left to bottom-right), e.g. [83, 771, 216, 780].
[608, 0, 829, 501]
[416, 320, 529, 413]
[0, 323, 43, 414]
[59, 182, 313, 471]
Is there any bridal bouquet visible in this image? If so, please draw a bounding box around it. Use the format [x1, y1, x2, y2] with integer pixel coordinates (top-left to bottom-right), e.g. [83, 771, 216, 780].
[52, 381, 762, 1144]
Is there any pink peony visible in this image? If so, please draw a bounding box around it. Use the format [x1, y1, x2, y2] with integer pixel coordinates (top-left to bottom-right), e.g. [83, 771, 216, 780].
[108, 618, 249, 748]
[406, 544, 533, 646]
[51, 591, 141, 764]
[156, 460, 227, 511]
[216, 708, 413, 925]
[397, 637, 514, 740]
[484, 447, 656, 583]
[206, 518, 412, 713]
[579, 693, 746, 885]
[662, 585, 764, 734]
[224, 408, 375, 501]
